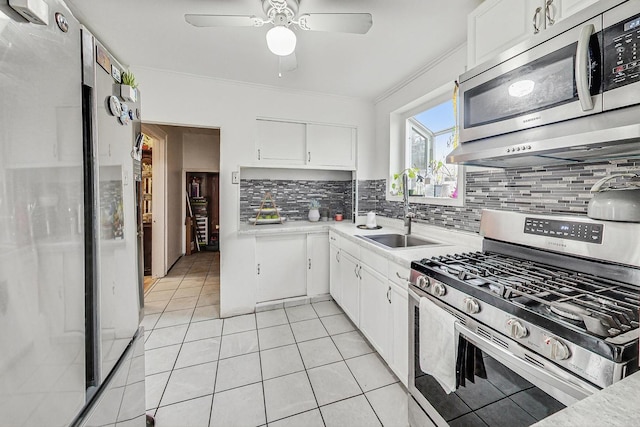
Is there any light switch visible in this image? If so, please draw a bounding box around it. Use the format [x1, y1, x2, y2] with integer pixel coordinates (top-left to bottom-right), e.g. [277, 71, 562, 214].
[232, 171, 240, 184]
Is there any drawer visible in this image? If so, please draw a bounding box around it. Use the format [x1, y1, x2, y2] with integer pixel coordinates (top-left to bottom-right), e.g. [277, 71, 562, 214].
[360, 247, 387, 276]
[388, 261, 410, 289]
[340, 236, 360, 259]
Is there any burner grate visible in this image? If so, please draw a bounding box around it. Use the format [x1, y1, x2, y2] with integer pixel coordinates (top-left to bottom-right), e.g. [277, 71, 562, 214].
[422, 251, 640, 337]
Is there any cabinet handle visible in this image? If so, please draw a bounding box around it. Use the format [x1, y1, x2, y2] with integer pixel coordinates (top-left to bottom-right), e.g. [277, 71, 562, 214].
[533, 6, 542, 34]
[308, 258, 312, 270]
[387, 286, 391, 303]
[545, 0, 555, 26]
[257, 149, 261, 160]
[358, 265, 362, 279]
[257, 264, 261, 275]
[308, 151, 311, 163]
[395, 272, 409, 282]
[336, 250, 340, 263]
[354, 264, 359, 278]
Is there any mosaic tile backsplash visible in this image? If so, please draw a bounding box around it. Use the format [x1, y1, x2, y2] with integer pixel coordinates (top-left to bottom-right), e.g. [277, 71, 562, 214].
[240, 179, 353, 223]
[358, 159, 640, 234]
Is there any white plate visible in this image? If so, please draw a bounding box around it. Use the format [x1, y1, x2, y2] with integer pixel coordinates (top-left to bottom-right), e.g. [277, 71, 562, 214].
[248, 217, 286, 225]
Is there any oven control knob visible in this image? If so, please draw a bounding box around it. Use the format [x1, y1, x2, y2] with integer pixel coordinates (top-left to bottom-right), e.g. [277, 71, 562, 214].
[463, 297, 480, 314]
[432, 282, 446, 297]
[506, 318, 528, 339]
[416, 275, 430, 290]
[545, 337, 571, 361]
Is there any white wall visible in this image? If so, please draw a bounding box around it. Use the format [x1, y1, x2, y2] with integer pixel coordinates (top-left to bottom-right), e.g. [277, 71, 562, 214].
[183, 132, 220, 172]
[133, 67, 375, 316]
[164, 127, 184, 269]
[373, 44, 468, 181]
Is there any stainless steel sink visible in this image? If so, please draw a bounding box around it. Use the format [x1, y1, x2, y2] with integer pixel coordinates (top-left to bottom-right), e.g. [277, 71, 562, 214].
[357, 233, 440, 249]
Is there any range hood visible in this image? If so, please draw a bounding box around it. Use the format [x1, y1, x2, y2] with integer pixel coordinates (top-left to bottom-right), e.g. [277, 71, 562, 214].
[447, 105, 640, 168]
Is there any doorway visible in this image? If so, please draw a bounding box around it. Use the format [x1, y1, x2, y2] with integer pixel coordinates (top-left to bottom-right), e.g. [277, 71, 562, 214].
[139, 124, 220, 292]
[186, 171, 220, 253]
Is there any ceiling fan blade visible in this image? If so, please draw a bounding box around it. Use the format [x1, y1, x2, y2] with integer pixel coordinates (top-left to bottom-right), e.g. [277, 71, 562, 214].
[297, 13, 373, 34]
[280, 53, 298, 73]
[185, 14, 261, 28]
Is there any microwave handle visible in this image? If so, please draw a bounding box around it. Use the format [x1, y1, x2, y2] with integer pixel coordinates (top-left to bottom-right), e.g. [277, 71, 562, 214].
[575, 23, 595, 111]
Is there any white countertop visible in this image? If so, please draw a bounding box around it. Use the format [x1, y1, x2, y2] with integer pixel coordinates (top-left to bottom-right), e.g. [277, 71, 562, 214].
[533, 370, 640, 426]
[238, 216, 483, 267]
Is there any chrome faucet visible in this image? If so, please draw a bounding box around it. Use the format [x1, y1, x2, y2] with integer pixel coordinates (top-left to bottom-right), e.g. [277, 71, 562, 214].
[403, 173, 415, 235]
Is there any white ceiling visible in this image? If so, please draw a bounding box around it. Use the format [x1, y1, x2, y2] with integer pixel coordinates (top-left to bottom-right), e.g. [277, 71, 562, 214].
[65, 0, 483, 100]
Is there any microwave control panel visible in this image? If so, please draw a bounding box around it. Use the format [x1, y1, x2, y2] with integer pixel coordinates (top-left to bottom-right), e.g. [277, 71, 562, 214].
[604, 13, 640, 91]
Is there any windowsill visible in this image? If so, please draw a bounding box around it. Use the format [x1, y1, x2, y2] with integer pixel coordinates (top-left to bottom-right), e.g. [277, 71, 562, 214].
[386, 194, 463, 207]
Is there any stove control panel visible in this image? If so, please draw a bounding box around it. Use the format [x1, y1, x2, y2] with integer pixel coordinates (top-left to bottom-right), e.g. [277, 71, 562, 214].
[524, 218, 603, 244]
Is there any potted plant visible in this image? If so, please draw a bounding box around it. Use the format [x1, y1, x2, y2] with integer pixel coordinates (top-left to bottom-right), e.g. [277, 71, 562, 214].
[120, 70, 138, 102]
[390, 167, 419, 196]
[308, 199, 321, 222]
[429, 160, 456, 197]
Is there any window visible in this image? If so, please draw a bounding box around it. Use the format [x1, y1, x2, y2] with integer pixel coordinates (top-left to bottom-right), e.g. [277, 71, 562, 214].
[404, 99, 460, 199]
[388, 81, 464, 207]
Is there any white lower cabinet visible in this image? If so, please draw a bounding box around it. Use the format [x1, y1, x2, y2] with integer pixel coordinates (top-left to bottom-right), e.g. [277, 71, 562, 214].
[256, 234, 307, 303]
[389, 281, 409, 386]
[329, 243, 341, 305]
[328, 235, 410, 387]
[307, 233, 329, 296]
[339, 251, 360, 326]
[359, 264, 391, 358]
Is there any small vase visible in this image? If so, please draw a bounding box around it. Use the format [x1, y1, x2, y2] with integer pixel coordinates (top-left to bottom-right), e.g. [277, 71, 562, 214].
[308, 209, 320, 222]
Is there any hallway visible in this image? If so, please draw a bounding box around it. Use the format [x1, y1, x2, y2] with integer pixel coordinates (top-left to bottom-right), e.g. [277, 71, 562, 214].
[142, 252, 408, 426]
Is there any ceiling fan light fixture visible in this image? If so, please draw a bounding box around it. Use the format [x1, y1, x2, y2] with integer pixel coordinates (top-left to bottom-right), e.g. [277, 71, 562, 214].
[266, 25, 296, 56]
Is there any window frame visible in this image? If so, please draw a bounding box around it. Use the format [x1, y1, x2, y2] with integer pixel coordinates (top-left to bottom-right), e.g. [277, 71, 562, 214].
[387, 83, 465, 207]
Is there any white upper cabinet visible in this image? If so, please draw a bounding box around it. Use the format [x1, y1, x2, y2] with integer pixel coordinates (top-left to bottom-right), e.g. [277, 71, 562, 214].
[255, 119, 356, 169]
[255, 119, 306, 165]
[468, 0, 600, 68]
[306, 124, 356, 169]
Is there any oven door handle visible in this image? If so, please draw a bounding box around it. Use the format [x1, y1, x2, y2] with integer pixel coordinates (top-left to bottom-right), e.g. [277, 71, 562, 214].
[454, 322, 597, 404]
[575, 23, 595, 112]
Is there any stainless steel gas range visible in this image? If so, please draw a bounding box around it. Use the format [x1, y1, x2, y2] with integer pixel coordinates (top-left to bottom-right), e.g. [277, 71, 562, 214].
[408, 209, 639, 427]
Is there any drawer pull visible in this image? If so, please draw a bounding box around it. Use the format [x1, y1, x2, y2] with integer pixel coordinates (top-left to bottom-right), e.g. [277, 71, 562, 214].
[396, 272, 409, 281]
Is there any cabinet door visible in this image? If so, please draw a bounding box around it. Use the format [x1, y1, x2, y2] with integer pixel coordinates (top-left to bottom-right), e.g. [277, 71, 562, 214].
[306, 124, 356, 169]
[255, 119, 306, 165]
[339, 252, 360, 326]
[468, 0, 541, 68]
[256, 234, 307, 302]
[307, 233, 329, 296]
[329, 245, 341, 305]
[389, 282, 409, 387]
[553, 0, 599, 25]
[359, 264, 391, 359]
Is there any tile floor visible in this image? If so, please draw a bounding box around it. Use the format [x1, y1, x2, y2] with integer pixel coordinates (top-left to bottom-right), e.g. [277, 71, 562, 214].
[143, 251, 409, 427]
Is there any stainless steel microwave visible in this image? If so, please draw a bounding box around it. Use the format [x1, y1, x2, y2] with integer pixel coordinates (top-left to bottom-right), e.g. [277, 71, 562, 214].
[449, 0, 640, 167]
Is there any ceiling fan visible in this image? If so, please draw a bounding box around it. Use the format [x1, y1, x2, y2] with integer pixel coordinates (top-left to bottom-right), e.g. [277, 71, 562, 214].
[185, 0, 373, 74]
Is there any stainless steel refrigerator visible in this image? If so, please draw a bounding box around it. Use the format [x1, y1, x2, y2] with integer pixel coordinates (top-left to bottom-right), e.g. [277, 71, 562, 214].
[0, 1, 146, 425]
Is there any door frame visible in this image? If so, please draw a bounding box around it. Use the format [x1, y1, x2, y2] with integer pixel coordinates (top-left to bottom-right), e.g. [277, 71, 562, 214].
[141, 124, 168, 277]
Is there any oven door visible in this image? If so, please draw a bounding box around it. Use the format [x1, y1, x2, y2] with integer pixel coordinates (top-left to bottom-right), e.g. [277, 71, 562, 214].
[408, 288, 598, 427]
[460, 16, 603, 144]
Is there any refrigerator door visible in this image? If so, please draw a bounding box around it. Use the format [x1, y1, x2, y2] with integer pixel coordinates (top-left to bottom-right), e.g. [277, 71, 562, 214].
[0, 2, 86, 426]
[87, 37, 143, 383]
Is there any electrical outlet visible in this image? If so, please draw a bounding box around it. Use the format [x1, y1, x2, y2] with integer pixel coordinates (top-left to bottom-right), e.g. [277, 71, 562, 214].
[232, 171, 240, 184]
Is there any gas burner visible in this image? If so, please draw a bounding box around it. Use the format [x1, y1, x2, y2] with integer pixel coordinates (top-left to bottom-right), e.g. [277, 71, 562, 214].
[549, 302, 585, 321]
